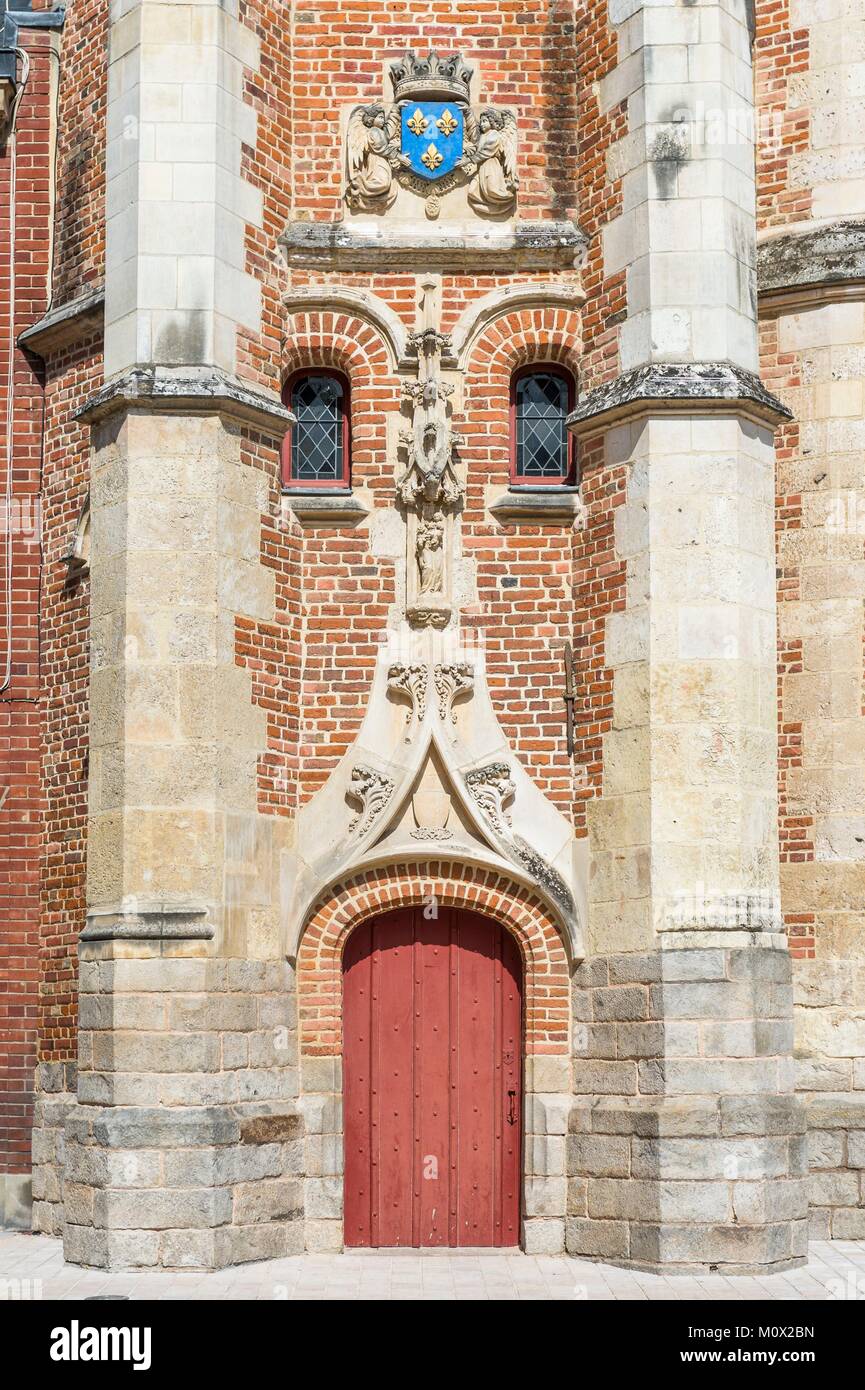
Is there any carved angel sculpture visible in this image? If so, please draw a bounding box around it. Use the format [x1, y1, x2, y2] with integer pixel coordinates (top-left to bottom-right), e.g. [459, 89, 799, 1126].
[345, 104, 403, 211]
[464, 109, 518, 216]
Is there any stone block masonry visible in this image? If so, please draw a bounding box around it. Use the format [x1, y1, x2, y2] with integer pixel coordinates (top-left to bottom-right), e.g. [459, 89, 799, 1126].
[58, 953, 304, 1269]
[567, 948, 808, 1273]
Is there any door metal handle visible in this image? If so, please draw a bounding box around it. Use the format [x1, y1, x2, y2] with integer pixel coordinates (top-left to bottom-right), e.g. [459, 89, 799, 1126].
[507, 1089, 517, 1126]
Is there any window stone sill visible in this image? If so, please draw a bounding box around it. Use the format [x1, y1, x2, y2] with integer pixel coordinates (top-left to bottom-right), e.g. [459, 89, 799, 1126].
[286, 492, 370, 524]
[488, 488, 585, 524]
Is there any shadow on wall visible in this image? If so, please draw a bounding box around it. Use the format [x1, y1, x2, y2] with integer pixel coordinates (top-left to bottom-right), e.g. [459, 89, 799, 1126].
[542, 0, 580, 221]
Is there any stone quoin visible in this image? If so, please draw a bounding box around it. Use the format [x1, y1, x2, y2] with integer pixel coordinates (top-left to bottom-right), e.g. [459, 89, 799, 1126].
[0, 0, 863, 1273]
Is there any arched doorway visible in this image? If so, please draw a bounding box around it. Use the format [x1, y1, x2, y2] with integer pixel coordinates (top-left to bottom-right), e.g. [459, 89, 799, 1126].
[343, 906, 523, 1248]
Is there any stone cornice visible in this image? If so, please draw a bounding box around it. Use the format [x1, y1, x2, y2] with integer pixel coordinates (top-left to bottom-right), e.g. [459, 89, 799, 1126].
[279, 219, 588, 272]
[758, 219, 865, 303]
[77, 366, 293, 434]
[81, 904, 214, 943]
[568, 362, 792, 437]
[18, 286, 104, 355]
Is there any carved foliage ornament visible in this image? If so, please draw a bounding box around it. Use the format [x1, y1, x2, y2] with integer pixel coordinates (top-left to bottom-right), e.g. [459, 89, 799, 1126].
[464, 762, 515, 838]
[387, 661, 475, 739]
[347, 764, 394, 836]
[435, 662, 474, 723]
[465, 763, 575, 913]
[388, 661, 428, 735]
[345, 51, 518, 219]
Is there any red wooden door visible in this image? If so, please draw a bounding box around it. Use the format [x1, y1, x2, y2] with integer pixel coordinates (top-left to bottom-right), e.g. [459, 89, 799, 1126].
[343, 907, 522, 1247]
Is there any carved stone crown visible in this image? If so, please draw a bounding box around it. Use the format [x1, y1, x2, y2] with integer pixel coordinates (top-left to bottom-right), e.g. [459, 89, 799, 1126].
[389, 49, 474, 103]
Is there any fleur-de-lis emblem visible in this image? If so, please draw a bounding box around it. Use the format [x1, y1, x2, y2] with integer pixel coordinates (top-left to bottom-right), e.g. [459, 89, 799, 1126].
[436, 108, 458, 137]
[407, 108, 428, 136]
[421, 143, 443, 171]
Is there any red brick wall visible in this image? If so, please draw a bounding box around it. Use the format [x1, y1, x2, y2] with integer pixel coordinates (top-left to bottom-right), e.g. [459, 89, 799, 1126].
[753, 0, 810, 232]
[237, 2, 580, 393]
[575, 0, 626, 392]
[38, 339, 99, 1064]
[462, 306, 582, 814]
[237, 0, 292, 393]
[28, 0, 108, 1078]
[235, 425, 303, 819]
[50, 0, 106, 305]
[281, 3, 580, 223]
[759, 313, 815, 961]
[0, 28, 53, 1175]
[570, 434, 627, 838]
[228, 8, 632, 871]
[0, 4, 831, 1176]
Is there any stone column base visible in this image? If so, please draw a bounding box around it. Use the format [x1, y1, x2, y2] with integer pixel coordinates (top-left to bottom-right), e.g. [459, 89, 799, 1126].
[62, 1103, 305, 1270]
[567, 946, 808, 1273]
[567, 1095, 808, 1274]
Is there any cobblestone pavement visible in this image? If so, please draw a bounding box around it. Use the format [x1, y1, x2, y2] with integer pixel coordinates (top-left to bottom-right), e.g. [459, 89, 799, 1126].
[2, 1232, 865, 1300]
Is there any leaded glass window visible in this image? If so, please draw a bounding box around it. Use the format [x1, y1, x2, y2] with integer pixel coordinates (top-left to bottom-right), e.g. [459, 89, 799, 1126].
[512, 369, 573, 484]
[284, 372, 349, 488]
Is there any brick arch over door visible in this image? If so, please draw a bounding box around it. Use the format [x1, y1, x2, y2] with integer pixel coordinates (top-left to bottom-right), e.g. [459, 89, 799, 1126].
[296, 861, 571, 1058]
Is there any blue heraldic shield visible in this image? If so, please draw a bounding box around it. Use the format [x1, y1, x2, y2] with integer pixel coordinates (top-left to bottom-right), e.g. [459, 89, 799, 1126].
[400, 102, 465, 181]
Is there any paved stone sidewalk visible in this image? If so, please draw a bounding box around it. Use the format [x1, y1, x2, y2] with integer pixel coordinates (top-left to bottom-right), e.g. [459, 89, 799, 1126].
[2, 1232, 865, 1300]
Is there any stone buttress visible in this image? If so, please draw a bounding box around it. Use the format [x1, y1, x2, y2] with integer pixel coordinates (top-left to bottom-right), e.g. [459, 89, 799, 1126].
[565, 0, 808, 1272]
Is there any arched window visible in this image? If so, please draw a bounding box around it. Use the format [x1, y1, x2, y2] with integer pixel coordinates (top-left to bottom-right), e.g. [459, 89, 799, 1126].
[510, 366, 576, 486]
[281, 370, 350, 489]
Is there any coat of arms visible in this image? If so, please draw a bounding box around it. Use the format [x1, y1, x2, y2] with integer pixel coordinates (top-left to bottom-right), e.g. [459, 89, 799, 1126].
[345, 50, 518, 220]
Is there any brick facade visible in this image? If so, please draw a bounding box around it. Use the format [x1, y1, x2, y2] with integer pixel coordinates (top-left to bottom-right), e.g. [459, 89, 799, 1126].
[1, 0, 864, 1262]
[0, 23, 53, 1212]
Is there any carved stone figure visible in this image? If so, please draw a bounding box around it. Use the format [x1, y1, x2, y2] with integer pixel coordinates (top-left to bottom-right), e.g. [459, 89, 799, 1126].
[345, 104, 404, 212]
[398, 279, 464, 629]
[342, 52, 518, 221]
[416, 513, 445, 595]
[463, 109, 518, 216]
